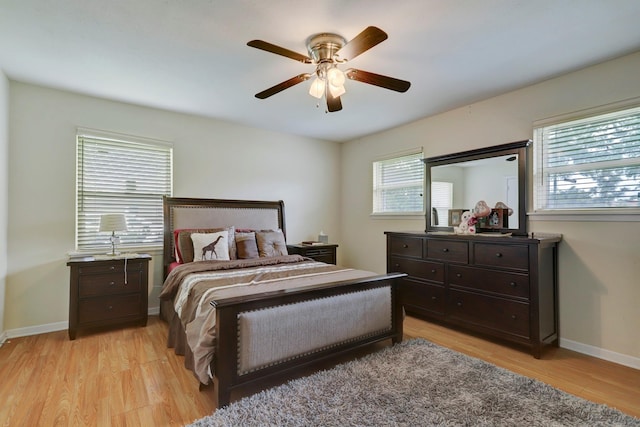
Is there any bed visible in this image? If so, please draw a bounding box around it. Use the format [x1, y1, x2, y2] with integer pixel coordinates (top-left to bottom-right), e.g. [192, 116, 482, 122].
[159, 196, 405, 407]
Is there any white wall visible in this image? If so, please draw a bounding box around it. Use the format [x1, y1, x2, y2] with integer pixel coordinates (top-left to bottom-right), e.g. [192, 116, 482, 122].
[0, 70, 8, 338]
[6, 82, 341, 332]
[341, 52, 640, 364]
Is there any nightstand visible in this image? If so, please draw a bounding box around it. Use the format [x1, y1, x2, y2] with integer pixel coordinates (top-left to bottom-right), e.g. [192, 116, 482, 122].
[287, 244, 338, 264]
[67, 254, 151, 340]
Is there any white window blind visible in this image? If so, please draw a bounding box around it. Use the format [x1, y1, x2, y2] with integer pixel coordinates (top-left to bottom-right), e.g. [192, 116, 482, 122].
[373, 151, 424, 214]
[534, 105, 640, 211]
[431, 181, 453, 226]
[76, 130, 173, 251]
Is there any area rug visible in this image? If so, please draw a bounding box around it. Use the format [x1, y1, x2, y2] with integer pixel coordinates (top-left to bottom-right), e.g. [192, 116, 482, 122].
[188, 338, 639, 426]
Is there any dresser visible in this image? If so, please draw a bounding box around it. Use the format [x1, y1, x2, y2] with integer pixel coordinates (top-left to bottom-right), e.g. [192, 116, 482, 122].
[67, 254, 151, 340]
[287, 244, 338, 264]
[386, 232, 561, 357]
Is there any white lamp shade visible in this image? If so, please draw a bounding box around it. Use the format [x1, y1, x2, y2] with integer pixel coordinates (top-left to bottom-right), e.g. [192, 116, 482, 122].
[99, 214, 128, 233]
[329, 82, 346, 97]
[309, 77, 325, 99]
[327, 67, 345, 87]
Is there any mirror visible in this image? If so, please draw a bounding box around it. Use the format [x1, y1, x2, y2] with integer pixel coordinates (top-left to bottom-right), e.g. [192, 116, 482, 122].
[424, 140, 530, 236]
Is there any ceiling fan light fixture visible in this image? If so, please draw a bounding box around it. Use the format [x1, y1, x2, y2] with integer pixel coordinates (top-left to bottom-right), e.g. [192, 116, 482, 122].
[327, 67, 345, 87]
[309, 77, 325, 99]
[329, 81, 346, 97]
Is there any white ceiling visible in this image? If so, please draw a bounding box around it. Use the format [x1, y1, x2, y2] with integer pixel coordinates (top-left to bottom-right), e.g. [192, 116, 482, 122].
[2, 0, 640, 142]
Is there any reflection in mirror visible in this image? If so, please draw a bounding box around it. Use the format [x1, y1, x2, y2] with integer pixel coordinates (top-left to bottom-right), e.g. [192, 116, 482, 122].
[431, 154, 519, 228]
[424, 140, 530, 236]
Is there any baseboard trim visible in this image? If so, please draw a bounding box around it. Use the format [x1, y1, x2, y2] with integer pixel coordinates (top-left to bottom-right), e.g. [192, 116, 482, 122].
[5, 307, 161, 339]
[560, 338, 640, 370]
[6, 321, 68, 339]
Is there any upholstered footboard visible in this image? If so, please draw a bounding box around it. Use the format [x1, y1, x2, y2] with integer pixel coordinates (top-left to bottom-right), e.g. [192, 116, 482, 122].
[211, 273, 405, 408]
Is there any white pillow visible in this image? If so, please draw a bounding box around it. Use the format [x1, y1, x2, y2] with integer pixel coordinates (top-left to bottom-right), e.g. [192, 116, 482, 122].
[191, 231, 230, 261]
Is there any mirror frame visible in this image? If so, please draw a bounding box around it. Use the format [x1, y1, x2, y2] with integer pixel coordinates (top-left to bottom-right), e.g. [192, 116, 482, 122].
[424, 139, 530, 236]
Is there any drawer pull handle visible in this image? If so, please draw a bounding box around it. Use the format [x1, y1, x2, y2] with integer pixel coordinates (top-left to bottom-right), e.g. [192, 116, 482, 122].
[496, 253, 503, 258]
[510, 282, 517, 287]
[431, 296, 437, 300]
[109, 281, 115, 286]
[108, 305, 113, 311]
[395, 264, 400, 268]
[110, 266, 115, 270]
[456, 273, 461, 278]
[402, 244, 408, 248]
[457, 302, 462, 307]
[442, 248, 449, 253]
[431, 269, 436, 274]
[511, 314, 517, 320]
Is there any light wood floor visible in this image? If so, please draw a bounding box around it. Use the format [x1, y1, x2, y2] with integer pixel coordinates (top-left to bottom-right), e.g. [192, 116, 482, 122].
[1, 315, 638, 426]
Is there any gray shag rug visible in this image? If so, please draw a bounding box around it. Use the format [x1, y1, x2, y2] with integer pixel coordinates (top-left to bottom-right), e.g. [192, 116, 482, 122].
[188, 338, 639, 426]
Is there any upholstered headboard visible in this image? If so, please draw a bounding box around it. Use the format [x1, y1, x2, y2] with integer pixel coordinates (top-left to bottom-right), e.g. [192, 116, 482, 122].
[162, 196, 286, 273]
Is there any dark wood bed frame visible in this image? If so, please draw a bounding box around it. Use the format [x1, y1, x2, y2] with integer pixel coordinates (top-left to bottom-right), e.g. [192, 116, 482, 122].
[162, 196, 405, 407]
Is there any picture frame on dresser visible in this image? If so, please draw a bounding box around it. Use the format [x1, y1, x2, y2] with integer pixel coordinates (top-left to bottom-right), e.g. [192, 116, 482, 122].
[448, 209, 465, 227]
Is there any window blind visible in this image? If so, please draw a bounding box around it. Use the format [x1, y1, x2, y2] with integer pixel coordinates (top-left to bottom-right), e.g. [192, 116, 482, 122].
[372, 151, 424, 214]
[534, 106, 640, 210]
[431, 181, 453, 225]
[76, 131, 173, 250]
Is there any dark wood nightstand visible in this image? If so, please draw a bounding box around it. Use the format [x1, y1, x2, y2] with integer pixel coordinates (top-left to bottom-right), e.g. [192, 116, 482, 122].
[287, 244, 338, 264]
[67, 254, 151, 340]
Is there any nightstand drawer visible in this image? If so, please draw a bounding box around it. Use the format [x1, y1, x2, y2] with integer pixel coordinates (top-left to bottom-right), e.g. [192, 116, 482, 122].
[77, 260, 144, 275]
[78, 294, 142, 323]
[79, 271, 142, 297]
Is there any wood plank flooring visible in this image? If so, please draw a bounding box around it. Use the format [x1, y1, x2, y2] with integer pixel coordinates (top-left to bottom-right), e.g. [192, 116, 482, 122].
[0, 315, 638, 426]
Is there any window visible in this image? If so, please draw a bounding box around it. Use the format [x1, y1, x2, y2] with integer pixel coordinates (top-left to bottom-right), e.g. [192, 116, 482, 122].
[533, 105, 640, 211]
[76, 129, 173, 251]
[431, 181, 453, 225]
[372, 151, 424, 215]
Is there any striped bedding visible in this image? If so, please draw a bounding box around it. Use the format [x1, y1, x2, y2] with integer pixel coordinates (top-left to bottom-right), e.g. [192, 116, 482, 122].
[159, 255, 377, 383]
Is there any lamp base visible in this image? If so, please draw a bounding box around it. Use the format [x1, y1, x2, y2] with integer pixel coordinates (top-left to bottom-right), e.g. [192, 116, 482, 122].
[105, 250, 121, 256]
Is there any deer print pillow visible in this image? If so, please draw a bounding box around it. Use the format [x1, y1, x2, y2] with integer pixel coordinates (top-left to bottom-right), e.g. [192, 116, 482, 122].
[191, 231, 230, 261]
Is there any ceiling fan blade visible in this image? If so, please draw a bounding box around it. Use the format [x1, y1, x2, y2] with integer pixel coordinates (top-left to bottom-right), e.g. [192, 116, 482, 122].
[326, 91, 342, 112]
[335, 26, 388, 61]
[255, 74, 311, 99]
[247, 40, 312, 64]
[346, 69, 411, 93]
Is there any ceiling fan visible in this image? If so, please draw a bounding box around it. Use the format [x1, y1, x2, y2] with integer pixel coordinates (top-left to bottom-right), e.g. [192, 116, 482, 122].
[247, 26, 411, 113]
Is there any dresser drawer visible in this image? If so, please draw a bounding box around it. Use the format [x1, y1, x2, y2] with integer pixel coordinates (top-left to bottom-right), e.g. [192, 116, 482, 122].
[448, 289, 530, 339]
[448, 265, 529, 299]
[389, 236, 423, 258]
[78, 294, 142, 324]
[427, 240, 468, 264]
[473, 243, 528, 270]
[390, 257, 444, 283]
[79, 271, 142, 297]
[400, 278, 445, 316]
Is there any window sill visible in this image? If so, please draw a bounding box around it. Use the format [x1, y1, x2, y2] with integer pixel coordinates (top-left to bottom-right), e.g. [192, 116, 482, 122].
[528, 210, 640, 222]
[370, 213, 425, 220]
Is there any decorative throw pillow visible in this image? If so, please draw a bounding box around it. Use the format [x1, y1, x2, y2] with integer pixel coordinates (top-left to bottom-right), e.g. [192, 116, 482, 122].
[175, 226, 236, 263]
[235, 231, 259, 259]
[191, 231, 230, 261]
[255, 229, 288, 257]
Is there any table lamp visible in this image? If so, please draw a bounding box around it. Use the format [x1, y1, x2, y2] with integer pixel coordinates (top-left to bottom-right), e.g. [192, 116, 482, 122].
[99, 213, 128, 256]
